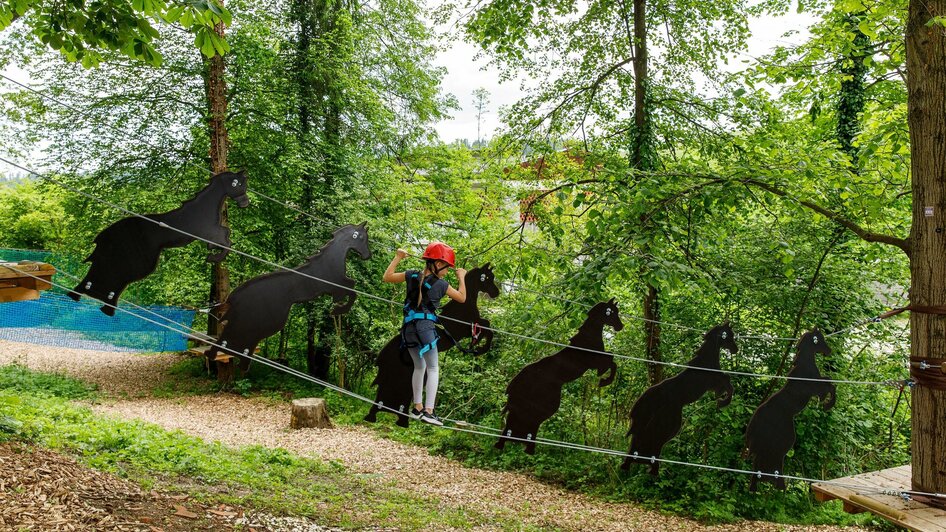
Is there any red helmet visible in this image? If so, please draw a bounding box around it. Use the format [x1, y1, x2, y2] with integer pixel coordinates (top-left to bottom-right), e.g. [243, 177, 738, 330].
[422, 242, 456, 267]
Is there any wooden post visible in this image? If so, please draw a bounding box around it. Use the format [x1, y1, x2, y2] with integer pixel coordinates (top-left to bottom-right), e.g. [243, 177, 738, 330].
[290, 398, 333, 429]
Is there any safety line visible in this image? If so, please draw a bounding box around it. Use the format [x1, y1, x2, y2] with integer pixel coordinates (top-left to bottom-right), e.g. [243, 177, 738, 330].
[0, 263, 933, 502]
[0, 157, 906, 386]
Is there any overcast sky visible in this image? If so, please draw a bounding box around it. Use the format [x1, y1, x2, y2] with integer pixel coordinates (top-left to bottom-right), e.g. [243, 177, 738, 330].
[433, 10, 816, 143]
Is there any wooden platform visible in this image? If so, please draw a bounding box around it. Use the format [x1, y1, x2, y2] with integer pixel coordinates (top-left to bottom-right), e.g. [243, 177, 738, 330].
[0, 261, 56, 303]
[813, 465, 946, 531]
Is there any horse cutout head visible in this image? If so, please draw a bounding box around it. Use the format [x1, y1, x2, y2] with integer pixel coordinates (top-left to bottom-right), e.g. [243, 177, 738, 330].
[592, 298, 624, 333]
[495, 299, 623, 454]
[472, 262, 501, 300]
[622, 322, 737, 475]
[216, 169, 250, 208]
[330, 222, 371, 261]
[68, 169, 251, 315]
[365, 262, 502, 428]
[708, 322, 739, 355]
[743, 328, 835, 491]
[797, 328, 831, 357]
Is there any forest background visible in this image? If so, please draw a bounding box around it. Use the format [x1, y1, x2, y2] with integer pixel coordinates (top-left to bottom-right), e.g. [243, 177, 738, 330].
[0, 0, 927, 523]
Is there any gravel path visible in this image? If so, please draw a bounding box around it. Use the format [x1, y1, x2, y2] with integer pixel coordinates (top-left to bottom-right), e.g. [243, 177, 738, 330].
[0, 339, 869, 531]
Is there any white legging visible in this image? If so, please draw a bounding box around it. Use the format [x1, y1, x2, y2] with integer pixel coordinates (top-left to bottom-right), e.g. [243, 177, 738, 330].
[408, 345, 440, 410]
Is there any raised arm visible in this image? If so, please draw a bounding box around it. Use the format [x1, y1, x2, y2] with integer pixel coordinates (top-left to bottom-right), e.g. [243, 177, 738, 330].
[383, 249, 409, 283]
[446, 268, 467, 303]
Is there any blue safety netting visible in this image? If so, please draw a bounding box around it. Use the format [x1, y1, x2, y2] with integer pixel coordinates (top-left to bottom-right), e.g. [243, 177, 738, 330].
[0, 248, 195, 352]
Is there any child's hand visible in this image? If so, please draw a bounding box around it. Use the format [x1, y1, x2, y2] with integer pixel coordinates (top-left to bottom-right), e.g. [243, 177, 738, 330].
[395, 249, 409, 259]
[456, 268, 468, 279]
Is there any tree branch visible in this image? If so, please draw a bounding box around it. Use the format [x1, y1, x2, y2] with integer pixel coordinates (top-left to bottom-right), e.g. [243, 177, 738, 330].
[743, 178, 911, 255]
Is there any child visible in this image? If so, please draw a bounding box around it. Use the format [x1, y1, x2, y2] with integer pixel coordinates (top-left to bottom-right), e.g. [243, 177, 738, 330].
[383, 242, 467, 426]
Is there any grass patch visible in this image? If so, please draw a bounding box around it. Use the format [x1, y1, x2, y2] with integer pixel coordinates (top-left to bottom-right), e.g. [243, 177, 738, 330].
[0, 363, 97, 399]
[0, 364, 506, 529]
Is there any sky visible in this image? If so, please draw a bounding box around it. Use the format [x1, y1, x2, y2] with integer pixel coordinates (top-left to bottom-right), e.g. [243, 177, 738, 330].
[432, 10, 817, 143]
[0, 8, 817, 176]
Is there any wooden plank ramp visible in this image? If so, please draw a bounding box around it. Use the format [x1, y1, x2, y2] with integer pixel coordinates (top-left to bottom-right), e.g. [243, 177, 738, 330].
[0, 261, 56, 303]
[812, 465, 946, 531]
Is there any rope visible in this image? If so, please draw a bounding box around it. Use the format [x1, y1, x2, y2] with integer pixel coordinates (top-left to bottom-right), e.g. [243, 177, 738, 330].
[0, 156, 909, 387]
[0, 263, 935, 502]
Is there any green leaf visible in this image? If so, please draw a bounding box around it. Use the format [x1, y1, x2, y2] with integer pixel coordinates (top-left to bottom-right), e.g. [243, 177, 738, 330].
[857, 20, 877, 40]
[200, 32, 216, 57]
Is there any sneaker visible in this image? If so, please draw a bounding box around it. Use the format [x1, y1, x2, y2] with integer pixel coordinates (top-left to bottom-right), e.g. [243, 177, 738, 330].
[409, 407, 423, 420]
[420, 411, 443, 426]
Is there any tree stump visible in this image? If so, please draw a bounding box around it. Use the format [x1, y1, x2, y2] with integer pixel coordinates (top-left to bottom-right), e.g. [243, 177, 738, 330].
[290, 398, 333, 429]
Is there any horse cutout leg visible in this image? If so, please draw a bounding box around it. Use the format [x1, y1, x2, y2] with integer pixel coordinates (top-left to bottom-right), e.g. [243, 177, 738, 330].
[497, 299, 623, 453]
[744, 329, 834, 490]
[207, 223, 372, 373]
[69, 170, 250, 314]
[623, 323, 738, 475]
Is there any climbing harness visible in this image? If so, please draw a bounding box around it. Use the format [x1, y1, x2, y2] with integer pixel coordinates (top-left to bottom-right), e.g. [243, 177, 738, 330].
[401, 269, 446, 357]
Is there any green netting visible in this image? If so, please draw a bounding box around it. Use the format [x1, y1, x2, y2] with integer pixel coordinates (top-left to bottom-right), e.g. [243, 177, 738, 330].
[0, 248, 195, 352]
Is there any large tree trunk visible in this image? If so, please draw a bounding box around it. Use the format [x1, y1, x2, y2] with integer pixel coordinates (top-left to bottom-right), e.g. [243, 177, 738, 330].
[206, 4, 230, 339]
[907, 0, 946, 493]
[631, 0, 662, 384]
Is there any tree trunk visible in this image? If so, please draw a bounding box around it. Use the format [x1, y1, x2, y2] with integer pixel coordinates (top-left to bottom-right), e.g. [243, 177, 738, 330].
[643, 284, 663, 384]
[837, 13, 869, 164]
[631, 0, 662, 384]
[206, 4, 230, 340]
[907, 0, 946, 493]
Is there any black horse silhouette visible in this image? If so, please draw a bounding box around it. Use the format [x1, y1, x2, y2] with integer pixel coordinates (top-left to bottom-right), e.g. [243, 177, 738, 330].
[496, 299, 624, 454]
[622, 323, 738, 474]
[208, 223, 371, 369]
[68, 170, 250, 315]
[744, 329, 834, 490]
[364, 263, 500, 427]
